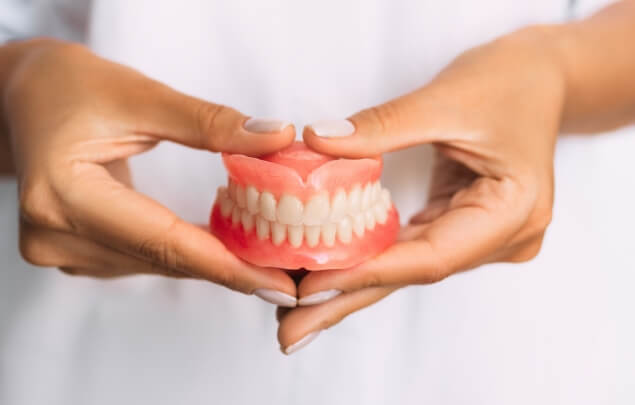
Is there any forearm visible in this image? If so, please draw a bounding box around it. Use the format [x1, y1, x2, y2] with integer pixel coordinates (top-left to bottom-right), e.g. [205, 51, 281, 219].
[554, 0, 635, 133]
[0, 38, 61, 175]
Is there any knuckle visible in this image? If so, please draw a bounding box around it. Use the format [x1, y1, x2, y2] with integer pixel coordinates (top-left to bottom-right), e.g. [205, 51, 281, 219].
[19, 180, 58, 227]
[135, 219, 184, 270]
[361, 103, 399, 136]
[361, 270, 384, 289]
[18, 226, 58, 267]
[510, 237, 545, 263]
[196, 102, 229, 151]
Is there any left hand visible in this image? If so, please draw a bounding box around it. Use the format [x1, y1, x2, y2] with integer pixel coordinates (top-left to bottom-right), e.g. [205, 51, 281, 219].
[276, 27, 565, 354]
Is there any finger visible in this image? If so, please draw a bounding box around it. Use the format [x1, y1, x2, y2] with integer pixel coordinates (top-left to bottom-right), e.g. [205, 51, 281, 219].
[277, 287, 396, 355]
[20, 220, 192, 278]
[302, 89, 444, 158]
[297, 177, 528, 298]
[127, 79, 295, 155]
[59, 163, 297, 296]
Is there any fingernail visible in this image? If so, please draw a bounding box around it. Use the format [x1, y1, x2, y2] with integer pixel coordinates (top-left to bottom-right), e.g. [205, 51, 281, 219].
[244, 118, 291, 133]
[282, 331, 321, 355]
[298, 289, 342, 306]
[253, 288, 297, 307]
[309, 119, 355, 138]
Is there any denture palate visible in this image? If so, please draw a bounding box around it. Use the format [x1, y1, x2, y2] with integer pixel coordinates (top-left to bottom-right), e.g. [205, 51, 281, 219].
[216, 180, 393, 248]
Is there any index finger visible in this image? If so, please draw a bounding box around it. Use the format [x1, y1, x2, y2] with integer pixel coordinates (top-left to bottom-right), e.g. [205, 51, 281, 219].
[59, 162, 297, 297]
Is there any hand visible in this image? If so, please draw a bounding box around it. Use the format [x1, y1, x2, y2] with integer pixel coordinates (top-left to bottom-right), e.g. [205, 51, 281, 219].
[4, 39, 298, 306]
[277, 28, 565, 353]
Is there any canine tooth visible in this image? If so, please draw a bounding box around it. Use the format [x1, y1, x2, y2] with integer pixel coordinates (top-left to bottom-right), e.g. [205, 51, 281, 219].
[246, 186, 260, 214]
[231, 206, 241, 226]
[277, 194, 304, 225]
[228, 179, 237, 201]
[260, 191, 277, 221]
[330, 189, 347, 222]
[371, 181, 381, 202]
[235, 184, 246, 209]
[303, 192, 330, 225]
[337, 217, 353, 244]
[241, 211, 254, 232]
[347, 184, 362, 214]
[380, 189, 392, 209]
[305, 225, 321, 247]
[365, 210, 376, 230]
[288, 225, 304, 248]
[271, 222, 286, 246]
[256, 217, 270, 240]
[361, 183, 373, 210]
[352, 212, 365, 237]
[373, 203, 388, 224]
[321, 223, 337, 247]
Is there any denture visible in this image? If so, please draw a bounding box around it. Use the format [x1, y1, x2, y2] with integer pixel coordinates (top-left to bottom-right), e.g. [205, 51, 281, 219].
[210, 142, 399, 270]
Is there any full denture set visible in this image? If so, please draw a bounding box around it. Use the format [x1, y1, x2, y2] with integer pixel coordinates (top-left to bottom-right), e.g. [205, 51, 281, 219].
[210, 142, 399, 270]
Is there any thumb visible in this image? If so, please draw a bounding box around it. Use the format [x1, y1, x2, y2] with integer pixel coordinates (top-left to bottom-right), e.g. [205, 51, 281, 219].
[302, 91, 439, 158]
[131, 81, 296, 156]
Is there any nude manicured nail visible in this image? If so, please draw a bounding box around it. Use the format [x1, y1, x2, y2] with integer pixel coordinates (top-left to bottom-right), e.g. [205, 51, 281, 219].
[244, 118, 291, 133]
[282, 331, 321, 355]
[309, 119, 355, 138]
[253, 288, 297, 307]
[298, 289, 342, 306]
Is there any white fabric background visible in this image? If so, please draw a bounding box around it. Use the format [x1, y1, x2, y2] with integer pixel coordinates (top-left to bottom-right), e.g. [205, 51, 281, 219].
[1, 1, 633, 404]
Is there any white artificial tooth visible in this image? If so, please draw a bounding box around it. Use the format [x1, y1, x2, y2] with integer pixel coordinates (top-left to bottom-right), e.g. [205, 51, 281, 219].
[352, 212, 365, 238]
[231, 206, 241, 226]
[303, 192, 330, 226]
[373, 203, 388, 224]
[305, 225, 321, 248]
[337, 217, 353, 244]
[256, 217, 270, 240]
[380, 189, 392, 210]
[371, 181, 381, 202]
[329, 189, 347, 222]
[271, 222, 286, 246]
[218, 188, 234, 218]
[260, 191, 277, 221]
[365, 210, 376, 230]
[321, 223, 337, 247]
[347, 184, 362, 214]
[241, 211, 254, 232]
[228, 179, 237, 201]
[288, 225, 304, 248]
[277, 194, 304, 225]
[361, 182, 373, 211]
[235, 184, 246, 209]
[246, 186, 260, 214]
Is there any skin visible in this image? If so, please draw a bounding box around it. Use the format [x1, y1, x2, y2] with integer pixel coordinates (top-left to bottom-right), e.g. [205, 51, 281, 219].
[1, 2, 634, 355]
[0, 40, 297, 297]
[277, 1, 635, 352]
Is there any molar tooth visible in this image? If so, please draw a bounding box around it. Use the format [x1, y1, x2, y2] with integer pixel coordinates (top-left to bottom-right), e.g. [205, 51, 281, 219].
[288, 225, 304, 248]
[260, 191, 277, 221]
[256, 217, 270, 240]
[347, 184, 362, 214]
[277, 194, 304, 225]
[371, 181, 381, 202]
[303, 192, 330, 226]
[361, 182, 373, 210]
[337, 217, 353, 244]
[218, 188, 234, 218]
[305, 225, 321, 247]
[271, 222, 286, 246]
[246, 186, 260, 214]
[380, 189, 392, 210]
[352, 212, 365, 238]
[365, 210, 376, 230]
[330, 189, 347, 222]
[321, 223, 337, 247]
[373, 203, 388, 224]
[241, 211, 254, 232]
[231, 206, 241, 226]
[235, 184, 246, 209]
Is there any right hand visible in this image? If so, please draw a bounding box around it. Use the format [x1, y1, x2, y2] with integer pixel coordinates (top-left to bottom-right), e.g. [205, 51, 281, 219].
[3, 39, 298, 306]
